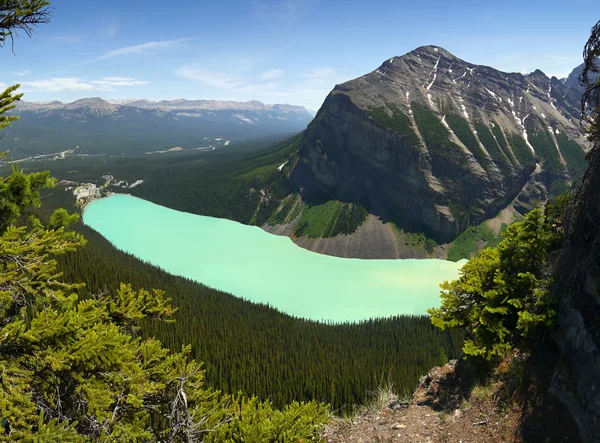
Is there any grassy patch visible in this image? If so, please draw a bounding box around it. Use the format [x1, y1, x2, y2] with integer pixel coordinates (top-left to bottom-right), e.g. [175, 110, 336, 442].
[556, 133, 586, 179]
[527, 124, 562, 175]
[288, 197, 305, 222]
[447, 223, 500, 261]
[549, 178, 571, 197]
[491, 124, 517, 165]
[366, 107, 420, 145]
[390, 223, 438, 254]
[405, 232, 438, 253]
[471, 383, 495, 401]
[445, 114, 493, 170]
[267, 194, 300, 225]
[411, 103, 469, 166]
[507, 133, 535, 167]
[294, 200, 367, 238]
[474, 121, 510, 166]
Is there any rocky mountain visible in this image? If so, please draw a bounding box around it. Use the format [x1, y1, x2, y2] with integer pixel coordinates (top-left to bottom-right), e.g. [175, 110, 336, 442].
[288, 46, 589, 243]
[563, 58, 599, 96]
[15, 97, 312, 122]
[4, 98, 312, 158]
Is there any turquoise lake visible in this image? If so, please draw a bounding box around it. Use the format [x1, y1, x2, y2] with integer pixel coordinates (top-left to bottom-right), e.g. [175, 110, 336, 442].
[83, 194, 465, 323]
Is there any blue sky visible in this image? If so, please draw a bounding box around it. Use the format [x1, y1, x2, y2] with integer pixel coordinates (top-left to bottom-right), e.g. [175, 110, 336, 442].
[0, 0, 598, 110]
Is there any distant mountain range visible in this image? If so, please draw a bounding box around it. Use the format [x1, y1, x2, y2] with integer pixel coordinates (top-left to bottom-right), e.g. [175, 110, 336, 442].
[17, 97, 313, 116]
[2, 98, 313, 158]
[284, 46, 589, 244]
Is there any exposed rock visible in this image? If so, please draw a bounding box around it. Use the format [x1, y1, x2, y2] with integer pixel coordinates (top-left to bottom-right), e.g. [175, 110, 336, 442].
[513, 173, 548, 216]
[289, 46, 589, 243]
[550, 139, 600, 442]
[388, 398, 411, 411]
[413, 360, 461, 410]
[549, 301, 600, 443]
[563, 59, 600, 97]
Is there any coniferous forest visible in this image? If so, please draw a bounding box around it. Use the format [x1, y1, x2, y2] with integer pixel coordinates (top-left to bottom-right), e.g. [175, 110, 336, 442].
[36, 189, 462, 412]
[3, 1, 600, 440]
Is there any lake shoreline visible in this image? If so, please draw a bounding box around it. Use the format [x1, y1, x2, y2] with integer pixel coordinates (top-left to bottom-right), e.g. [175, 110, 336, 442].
[83, 194, 464, 323]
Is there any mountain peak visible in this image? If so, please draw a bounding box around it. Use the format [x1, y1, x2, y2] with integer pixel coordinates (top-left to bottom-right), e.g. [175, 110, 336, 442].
[290, 45, 589, 245]
[65, 97, 113, 109]
[411, 45, 451, 56]
[529, 68, 549, 78]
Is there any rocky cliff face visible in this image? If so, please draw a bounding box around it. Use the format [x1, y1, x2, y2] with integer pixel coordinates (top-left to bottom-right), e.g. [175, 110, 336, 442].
[289, 46, 589, 242]
[550, 142, 600, 443]
[563, 59, 599, 96]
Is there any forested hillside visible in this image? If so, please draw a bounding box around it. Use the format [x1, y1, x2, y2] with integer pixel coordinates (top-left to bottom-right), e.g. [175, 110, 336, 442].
[15, 134, 297, 225]
[37, 189, 462, 412]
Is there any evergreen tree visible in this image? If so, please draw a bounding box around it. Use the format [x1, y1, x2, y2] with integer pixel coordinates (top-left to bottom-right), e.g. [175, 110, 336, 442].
[428, 209, 559, 360]
[0, 3, 330, 441]
[0, 0, 50, 50]
[581, 19, 600, 146]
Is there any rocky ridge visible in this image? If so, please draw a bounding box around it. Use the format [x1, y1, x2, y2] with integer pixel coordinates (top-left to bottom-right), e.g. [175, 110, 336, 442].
[15, 97, 313, 121]
[289, 46, 589, 243]
[563, 58, 599, 96]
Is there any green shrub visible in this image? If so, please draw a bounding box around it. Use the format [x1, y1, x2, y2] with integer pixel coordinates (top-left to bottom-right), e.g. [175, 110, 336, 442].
[449, 202, 471, 226]
[491, 124, 517, 165]
[208, 398, 330, 443]
[268, 194, 300, 225]
[473, 122, 510, 166]
[447, 222, 499, 261]
[294, 200, 367, 238]
[367, 107, 420, 145]
[411, 103, 468, 166]
[507, 133, 535, 166]
[429, 209, 559, 360]
[556, 133, 587, 179]
[424, 238, 438, 253]
[445, 114, 493, 170]
[527, 123, 562, 175]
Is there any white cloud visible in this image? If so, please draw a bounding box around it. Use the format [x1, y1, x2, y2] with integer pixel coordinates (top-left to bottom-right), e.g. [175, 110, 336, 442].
[260, 69, 283, 80]
[176, 66, 287, 96]
[301, 68, 336, 79]
[14, 69, 31, 77]
[77, 38, 195, 66]
[90, 77, 149, 86]
[175, 67, 243, 90]
[20, 78, 101, 92]
[19, 77, 148, 93]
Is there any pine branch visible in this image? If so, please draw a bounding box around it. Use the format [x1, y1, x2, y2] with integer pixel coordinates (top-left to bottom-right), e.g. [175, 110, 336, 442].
[0, 0, 51, 52]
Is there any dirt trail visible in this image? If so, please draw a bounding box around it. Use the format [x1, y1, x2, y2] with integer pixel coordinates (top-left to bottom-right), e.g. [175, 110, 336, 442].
[322, 400, 522, 443]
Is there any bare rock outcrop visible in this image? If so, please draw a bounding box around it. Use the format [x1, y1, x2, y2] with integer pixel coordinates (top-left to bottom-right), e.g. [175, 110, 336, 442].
[289, 46, 589, 243]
